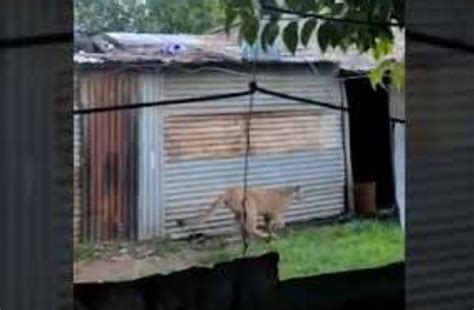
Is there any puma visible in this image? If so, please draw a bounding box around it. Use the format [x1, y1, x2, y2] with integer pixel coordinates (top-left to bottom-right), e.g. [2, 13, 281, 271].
[177, 186, 302, 239]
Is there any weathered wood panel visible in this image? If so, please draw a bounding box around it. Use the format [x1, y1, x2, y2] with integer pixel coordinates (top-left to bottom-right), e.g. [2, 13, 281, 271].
[165, 110, 332, 162]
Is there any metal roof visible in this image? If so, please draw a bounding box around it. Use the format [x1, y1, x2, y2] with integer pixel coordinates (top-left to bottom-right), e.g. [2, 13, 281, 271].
[74, 30, 404, 71]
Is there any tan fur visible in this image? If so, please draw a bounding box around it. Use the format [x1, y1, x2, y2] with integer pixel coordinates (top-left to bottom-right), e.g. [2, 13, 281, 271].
[177, 186, 301, 239]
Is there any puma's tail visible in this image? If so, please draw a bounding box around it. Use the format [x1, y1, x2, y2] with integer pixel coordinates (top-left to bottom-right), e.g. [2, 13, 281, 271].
[176, 195, 223, 227]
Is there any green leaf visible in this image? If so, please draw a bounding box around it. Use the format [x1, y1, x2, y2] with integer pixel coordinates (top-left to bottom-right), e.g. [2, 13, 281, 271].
[369, 59, 395, 89]
[320, 0, 335, 7]
[283, 21, 299, 54]
[240, 9, 260, 46]
[331, 2, 346, 15]
[261, 21, 280, 51]
[358, 28, 375, 52]
[224, 6, 238, 34]
[229, 0, 252, 8]
[285, 0, 302, 10]
[300, 0, 316, 11]
[317, 22, 333, 53]
[301, 18, 317, 47]
[372, 35, 395, 60]
[369, 70, 384, 90]
[329, 22, 346, 48]
[338, 38, 350, 53]
[284, 0, 318, 12]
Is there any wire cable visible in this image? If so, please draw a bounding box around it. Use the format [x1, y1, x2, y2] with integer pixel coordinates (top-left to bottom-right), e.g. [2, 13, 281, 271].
[73, 89, 254, 115]
[241, 56, 259, 256]
[74, 81, 406, 123]
[256, 85, 350, 112]
[406, 30, 474, 54]
[241, 82, 257, 256]
[256, 85, 406, 124]
[261, 5, 404, 28]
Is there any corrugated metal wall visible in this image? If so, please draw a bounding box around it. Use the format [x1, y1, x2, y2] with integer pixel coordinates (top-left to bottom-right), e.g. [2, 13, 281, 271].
[1, 0, 73, 308]
[1, 38, 73, 310]
[138, 67, 347, 239]
[76, 71, 140, 241]
[74, 75, 82, 243]
[138, 73, 163, 239]
[407, 1, 474, 308]
[73, 114, 82, 242]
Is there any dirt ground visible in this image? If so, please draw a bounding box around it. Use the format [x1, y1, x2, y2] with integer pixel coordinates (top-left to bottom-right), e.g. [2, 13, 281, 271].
[74, 235, 239, 283]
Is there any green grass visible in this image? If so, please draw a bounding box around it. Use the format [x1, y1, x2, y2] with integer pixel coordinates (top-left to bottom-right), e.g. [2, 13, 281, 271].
[75, 219, 404, 281]
[74, 242, 96, 262]
[197, 219, 405, 280]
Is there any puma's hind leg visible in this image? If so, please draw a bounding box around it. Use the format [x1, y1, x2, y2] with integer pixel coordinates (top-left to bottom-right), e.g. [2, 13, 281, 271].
[263, 214, 274, 236]
[269, 213, 287, 237]
[274, 212, 286, 230]
[262, 214, 278, 240]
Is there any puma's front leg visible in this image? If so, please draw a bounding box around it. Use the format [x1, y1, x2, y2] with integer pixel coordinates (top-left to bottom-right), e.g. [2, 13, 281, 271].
[246, 208, 269, 239]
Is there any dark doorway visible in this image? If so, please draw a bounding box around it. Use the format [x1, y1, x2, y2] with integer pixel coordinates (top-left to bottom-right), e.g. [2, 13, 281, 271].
[345, 77, 395, 210]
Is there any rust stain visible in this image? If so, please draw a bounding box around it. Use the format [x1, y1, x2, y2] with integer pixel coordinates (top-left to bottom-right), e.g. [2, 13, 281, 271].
[77, 71, 139, 241]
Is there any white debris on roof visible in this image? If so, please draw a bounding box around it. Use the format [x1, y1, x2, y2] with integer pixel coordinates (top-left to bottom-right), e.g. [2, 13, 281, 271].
[74, 53, 105, 64]
[162, 42, 186, 56]
[106, 33, 201, 47]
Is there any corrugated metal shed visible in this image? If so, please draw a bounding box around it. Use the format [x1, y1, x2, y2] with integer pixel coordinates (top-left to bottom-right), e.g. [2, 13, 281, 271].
[135, 67, 347, 239]
[75, 64, 350, 241]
